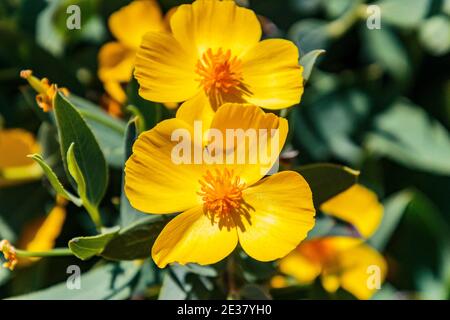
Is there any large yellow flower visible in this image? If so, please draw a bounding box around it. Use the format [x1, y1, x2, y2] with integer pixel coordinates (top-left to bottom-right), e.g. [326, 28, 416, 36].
[98, 0, 167, 103]
[0, 129, 42, 187]
[134, 0, 304, 117]
[278, 236, 387, 300]
[124, 104, 315, 268]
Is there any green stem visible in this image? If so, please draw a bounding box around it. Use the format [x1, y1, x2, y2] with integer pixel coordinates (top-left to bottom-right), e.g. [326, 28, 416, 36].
[84, 202, 103, 232]
[226, 254, 239, 300]
[15, 248, 74, 258]
[326, 1, 364, 39]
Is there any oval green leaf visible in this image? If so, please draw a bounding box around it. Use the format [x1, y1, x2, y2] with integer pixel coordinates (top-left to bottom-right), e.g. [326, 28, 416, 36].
[296, 163, 359, 207]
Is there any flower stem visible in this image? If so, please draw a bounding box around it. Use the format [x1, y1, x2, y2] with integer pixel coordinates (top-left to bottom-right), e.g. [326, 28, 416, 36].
[226, 254, 239, 299]
[15, 248, 74, 258]
[326, 0, 365, 39]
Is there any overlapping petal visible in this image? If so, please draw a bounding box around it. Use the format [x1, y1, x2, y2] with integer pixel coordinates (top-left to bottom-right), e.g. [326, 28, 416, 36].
[170, 0, 261, 57]
[152, 205, 238, 268]
[237, 171, 315, 261]
[320, 184, 383, 238]
[208, 103, 288, 185]
[124, 119, 204, 214]
[134, 32, 199, 103]
[241, 39, 304, 109]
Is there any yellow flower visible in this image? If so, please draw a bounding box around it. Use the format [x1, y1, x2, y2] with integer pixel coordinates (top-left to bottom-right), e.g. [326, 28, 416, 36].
[0, 240, 18, 270]
[0, 129, 42, 187]
[20, 70, 69, 112]
[124, 103, 315, 268]
[134, 0, 303, 117]
[279, 236, 387, 300]
[321, 184, 383, 238]
[17, 198, 67, 267]
[98, 0, 167, 104]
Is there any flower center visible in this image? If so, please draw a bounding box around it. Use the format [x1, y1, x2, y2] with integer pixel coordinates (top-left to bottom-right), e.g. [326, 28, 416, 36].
[198, 168, 245, 218]
[196, 48, 242, 95]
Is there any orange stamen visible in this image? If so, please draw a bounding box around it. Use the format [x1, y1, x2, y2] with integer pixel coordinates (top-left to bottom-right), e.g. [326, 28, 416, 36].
[198, 168, 245, 219]
[196, 48, 242, 96]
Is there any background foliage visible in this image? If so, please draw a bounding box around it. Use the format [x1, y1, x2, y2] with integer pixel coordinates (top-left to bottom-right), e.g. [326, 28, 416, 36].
[0, 0, 449, 299]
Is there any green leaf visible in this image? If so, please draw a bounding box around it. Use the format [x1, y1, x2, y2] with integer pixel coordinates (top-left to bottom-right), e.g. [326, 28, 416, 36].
[101, 216, 167, 261]
[68, 226, 120, 260]
[53, 92, 108, 207]
[28, 153, 82, 206]
[375, 0, 431, 28]
[120, 120, 145, 227]
[419, 15, 450, 56]
[158, 264, 216, 300]
[8, 262, 140, 300]
[296, 163, 359, 207]
[66, 143, 102, 228]
[369, 190, 413, 250]
[384, 192, 450, 299]
[66, 143, 87, 203]
[68, 94, 126, 168]
[362, 27, 410, 81]
[35, 0, 64, 56]
[322, 0, 354, 18]
[300, 49, 325, 81]
[288, 19, 329, 54]
[366, 100, 450, 175]
[292, 89, 369, 163]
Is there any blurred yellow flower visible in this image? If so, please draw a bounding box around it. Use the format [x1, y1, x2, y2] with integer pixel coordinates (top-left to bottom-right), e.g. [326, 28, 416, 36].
[98, 0, 168, 104]
[17, 198, 67, 267]
[278, 236, 387, 300]
[20, 70, 69, 112]
[134, 0, 303, 117]
[125, 103, 315, 268]
[0, 129, 42, 187]
[321, 184, 383, 238]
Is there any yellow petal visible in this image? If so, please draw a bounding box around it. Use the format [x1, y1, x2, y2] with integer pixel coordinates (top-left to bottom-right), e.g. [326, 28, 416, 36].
[0, 129, 41, 186]
[322, 240, 387, 300]
[237, 171, 315, 261]
[170, 0, 261, 57]
[241, 39, 304, 109]
[134, 32, 199, 103]
[124, 118, 204, 214]
[152, 205, 238, 268]
[176, 91, 215, 132]
[108, 0, 164, 49]
[208, 103, 288, 186]
[279, 249, 322, 284]
[19, 206, 66, 252]
[103, 81, 127, 105]
[0, 129, 38, 168]
[320, 184, 384, 238]
[17, 205, 66, 266]
[98, 42, 135, 83]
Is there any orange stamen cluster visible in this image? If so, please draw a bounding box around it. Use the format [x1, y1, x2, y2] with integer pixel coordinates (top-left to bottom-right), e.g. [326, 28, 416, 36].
[198, 169, 245, 218]
[0, 240, 18, 270]
[20, 69, 69, 112]
[196, 48, 242, 95]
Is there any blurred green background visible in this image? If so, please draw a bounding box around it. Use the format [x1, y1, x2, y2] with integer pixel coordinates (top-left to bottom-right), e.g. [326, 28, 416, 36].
[0, 0, 449, 299]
